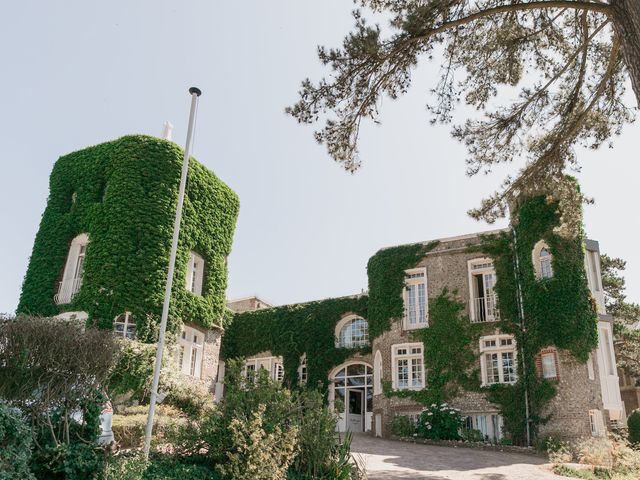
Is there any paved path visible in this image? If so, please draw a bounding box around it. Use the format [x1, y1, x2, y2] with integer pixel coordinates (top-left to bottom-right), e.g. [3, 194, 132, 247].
[351, 435, 568, 480]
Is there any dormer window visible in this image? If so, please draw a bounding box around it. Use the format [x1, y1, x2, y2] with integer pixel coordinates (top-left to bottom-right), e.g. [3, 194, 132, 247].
[186, 251, 204, 295]
[532, 240, 553, 280]
[113, 312, 136, 340]
[55, 233, 89, 305]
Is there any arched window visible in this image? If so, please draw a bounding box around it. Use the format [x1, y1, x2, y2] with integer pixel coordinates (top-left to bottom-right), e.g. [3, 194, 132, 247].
[532, 240, 554, 280]
[186, 251, 204, 295]
[113, 312, 136, 340]
[55, 233, 89, 305]
[335, 315, 369, 348]
[373, 350, 383, 395]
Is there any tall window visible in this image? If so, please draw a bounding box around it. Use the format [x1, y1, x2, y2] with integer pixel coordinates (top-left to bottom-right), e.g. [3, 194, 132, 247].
[113, 312, 136, 340]
[589, 410, 605, 436]
[480, 335, 517, 385]
[335, 315, 369, 348]
[404, 268, 428, 329]
[468, 259, 499, 323]
[532, 240, 553, 280]
[186, 251, 204, 295]
[298, 354, 308, 385]
[178, 326, 203, 378]
[392, 343, 424, 390]
[537, 348, 559, 380]
[55, 233, 89, 305]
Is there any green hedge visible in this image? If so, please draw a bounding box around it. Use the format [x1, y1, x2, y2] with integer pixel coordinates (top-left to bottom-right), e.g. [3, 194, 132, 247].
[18, 135, 239, 339]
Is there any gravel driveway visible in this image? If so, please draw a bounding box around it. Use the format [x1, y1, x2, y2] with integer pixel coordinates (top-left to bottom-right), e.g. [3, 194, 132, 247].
[351, 435, 568, 480]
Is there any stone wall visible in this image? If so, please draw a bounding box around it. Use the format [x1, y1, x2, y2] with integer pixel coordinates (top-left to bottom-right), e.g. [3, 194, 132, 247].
[371, 233, 609, 441]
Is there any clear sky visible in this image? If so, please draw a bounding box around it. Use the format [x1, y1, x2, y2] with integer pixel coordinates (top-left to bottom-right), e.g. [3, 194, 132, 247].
[1, 1, 638, 314]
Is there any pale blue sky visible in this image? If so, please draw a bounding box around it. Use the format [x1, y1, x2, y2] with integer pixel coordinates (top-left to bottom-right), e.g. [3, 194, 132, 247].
[1, 1, 638, 314]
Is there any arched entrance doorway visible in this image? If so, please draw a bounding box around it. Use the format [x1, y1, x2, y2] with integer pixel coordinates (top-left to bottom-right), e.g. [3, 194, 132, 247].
[329, 361, 373, 433]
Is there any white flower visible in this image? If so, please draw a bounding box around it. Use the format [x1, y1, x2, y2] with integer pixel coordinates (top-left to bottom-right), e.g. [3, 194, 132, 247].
[427, 412, 433, 416]
[431, 404, 436, 407]
[450, 411, 456, 414]
[427, 425, 432, 430]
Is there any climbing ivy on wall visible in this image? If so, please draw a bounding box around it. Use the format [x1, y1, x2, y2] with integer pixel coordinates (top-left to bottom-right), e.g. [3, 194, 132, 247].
[17, 135, 239, 340]
[382, 289, 484, 405]
[367, 241, 439, 338]
[222, 296, 369, 390]
[478, 189, 598, 444]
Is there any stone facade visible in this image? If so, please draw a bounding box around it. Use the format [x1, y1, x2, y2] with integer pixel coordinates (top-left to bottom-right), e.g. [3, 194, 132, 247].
[225, 230, 624, 444]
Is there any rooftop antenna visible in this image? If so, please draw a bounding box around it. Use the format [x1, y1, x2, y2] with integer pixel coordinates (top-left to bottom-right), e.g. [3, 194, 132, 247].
[144, 87, 202, 459]
[161, 121, 174, 140]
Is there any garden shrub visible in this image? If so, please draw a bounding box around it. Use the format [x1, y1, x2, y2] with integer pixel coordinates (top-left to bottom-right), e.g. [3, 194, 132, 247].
[0, 403, 34, 480]
[390, 415, 415, 437]
[111, 405, 183, 449]
[416, 403, 463, 441]
[217, 404, 299, 480]
[461, 428, 485, 443]
[627, 410, 640, 446]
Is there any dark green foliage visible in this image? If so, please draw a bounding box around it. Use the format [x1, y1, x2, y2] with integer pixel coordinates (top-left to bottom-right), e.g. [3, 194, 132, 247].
[17, 135, 239, 338]
[223, 296, 369, 390]
[0, 403, 35, 480]
[367, 241, 438, 338]
[31, 443, 106, 480]
[628, 410, 640, 446]
[416, 403, 463, 441]
[390, 415, 415, 437]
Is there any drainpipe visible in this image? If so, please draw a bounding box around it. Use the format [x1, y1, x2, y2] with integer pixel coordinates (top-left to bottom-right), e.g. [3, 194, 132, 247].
[508, 206, 532, 448]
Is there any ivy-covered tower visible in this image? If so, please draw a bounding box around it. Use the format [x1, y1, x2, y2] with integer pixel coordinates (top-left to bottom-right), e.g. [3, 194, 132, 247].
[18, 135, 239, 385]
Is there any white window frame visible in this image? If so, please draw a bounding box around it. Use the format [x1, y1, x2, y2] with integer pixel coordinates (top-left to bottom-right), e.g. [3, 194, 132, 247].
[392, 343, 425, 391]
[480, 335, 518, 386]
[541, 352, 558, 379]
[468, 258, 499, 323]
[113, 312, 136, 340]
[55, 233, 89, 305]
[532, 240, 554, 280]
[335, 314, 369, 348]
[403, 267, 428, 330]
[178, 326, 204, 378]
[244, 355, 284, 382]
[185, 251, 205, 295]
[298, 354, 308, 385]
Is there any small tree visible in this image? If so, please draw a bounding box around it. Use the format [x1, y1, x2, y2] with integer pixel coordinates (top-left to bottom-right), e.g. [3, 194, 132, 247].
[628, 410, 640, 446]
[0, 316, 120, 479]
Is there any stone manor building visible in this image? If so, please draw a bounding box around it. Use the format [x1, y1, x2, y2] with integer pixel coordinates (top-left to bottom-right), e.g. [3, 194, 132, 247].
[225, 230, 625, 442]
[17, 134, 625, 445]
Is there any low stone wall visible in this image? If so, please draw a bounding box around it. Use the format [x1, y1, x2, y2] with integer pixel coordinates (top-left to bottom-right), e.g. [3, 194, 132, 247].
[390, 435, 545, 457]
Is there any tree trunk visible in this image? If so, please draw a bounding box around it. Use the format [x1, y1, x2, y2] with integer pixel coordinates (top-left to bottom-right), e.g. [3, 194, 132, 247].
[610, 0, 640, 107]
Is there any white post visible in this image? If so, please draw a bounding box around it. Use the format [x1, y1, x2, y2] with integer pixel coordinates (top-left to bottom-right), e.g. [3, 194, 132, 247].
[143, 87, 202, 459]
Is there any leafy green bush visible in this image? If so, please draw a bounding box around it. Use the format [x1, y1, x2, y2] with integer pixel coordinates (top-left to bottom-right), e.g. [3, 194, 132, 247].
[390, 415, 415, 437]
[628, 410, 640, 447]
[461, 428, 485, 443]
[111, 405, 183, 449]
[416, 403, 463, 441]
[103, 454, 219, 480]
[0, 403, 34, 480]
[31, 443, 106, 480]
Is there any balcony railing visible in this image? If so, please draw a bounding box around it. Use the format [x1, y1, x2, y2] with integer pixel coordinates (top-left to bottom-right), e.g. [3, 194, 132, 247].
[54, 277, 83, 305]
[471, 294, 499, 323]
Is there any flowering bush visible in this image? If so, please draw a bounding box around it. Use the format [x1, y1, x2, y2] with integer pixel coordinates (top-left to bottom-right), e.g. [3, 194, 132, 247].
[416, 403, 463, 441]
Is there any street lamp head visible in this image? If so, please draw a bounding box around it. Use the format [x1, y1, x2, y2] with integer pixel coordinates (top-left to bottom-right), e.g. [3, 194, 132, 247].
[189, 87, 202, 97]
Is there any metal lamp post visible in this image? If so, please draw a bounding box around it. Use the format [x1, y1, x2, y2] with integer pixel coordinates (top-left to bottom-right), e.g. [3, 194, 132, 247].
[143, 87, 202, 459]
